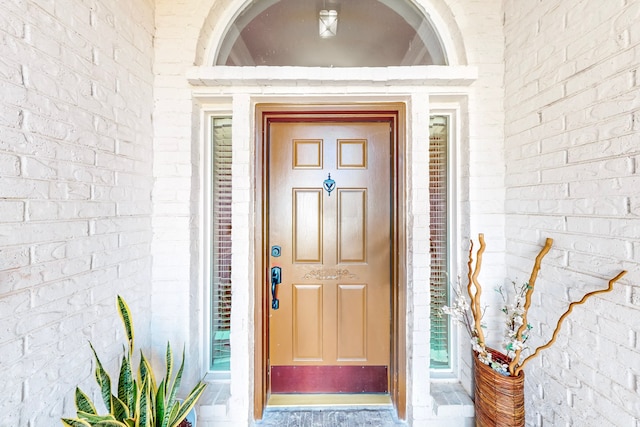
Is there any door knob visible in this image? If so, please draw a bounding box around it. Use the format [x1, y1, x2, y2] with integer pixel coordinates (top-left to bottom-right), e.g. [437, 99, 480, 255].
[271, 266, 282, 310]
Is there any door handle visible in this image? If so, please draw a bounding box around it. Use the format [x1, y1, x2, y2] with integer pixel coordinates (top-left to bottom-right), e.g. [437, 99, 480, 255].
[271, 266, 282, 310]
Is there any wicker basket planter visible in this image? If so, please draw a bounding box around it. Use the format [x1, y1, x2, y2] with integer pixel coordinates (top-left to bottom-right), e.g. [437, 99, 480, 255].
[474, 349, 525, 427]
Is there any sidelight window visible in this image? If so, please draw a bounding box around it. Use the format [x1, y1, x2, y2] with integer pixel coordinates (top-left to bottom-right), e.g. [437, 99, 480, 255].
[211, 117, 233, 372]
[429, 115, 451, 370]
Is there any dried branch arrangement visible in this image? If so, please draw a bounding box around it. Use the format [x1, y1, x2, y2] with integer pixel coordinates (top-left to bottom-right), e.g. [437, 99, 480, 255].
[447, 233, 627, 376]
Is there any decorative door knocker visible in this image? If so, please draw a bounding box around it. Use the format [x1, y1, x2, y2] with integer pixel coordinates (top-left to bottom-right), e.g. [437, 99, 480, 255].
[323, 173, 336, 196]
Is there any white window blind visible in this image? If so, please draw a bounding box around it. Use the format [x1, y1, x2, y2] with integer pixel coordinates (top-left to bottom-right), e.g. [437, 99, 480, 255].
[429, 115, 450, 369]
[211, 117, 233, 371]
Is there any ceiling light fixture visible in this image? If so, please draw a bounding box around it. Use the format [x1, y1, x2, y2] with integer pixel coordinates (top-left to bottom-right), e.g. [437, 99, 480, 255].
[319, 9, 338, 38]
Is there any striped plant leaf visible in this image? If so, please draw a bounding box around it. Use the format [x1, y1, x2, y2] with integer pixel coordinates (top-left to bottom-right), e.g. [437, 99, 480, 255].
[166, 403, 179, 427]
[139, 352, 157, 396]
[75, 387, 97, 415]
[164, 342, 173, 397]
[138, 376, 152, 427]
[76, 412, 116, 422]
[131, 380, 139, 419]
[61, 419, 92, 427]
[118, 353, 134, 412]
[93, 421, 128, 427]
[117, 295, 134, 356]
[89, 342, 112, 414]
[166, 347, 185, 408]
[134, 378, 142, 427]
[155, 379, 166, 427]
[168, 382, 207, 427]
[112, 395, 130, 422]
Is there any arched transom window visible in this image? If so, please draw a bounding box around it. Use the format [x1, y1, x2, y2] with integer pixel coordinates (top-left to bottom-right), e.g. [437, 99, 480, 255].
[216, 0, 448, 67]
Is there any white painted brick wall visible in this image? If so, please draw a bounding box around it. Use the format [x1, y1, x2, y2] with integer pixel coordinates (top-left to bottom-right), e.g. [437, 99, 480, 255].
[0, 0, 154, 425]
[150, 0, 199, 363]
[504, 0, 640, 425]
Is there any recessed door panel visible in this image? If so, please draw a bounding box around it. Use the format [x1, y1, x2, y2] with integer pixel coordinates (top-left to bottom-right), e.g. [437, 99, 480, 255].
[338, 189, 366, 263]
[338, 139, 367, 169]
[293, 139, 323, 169]
[337, 284, 367, 361]
[293, 189, 322, 263]
[293, 284, 323, 361]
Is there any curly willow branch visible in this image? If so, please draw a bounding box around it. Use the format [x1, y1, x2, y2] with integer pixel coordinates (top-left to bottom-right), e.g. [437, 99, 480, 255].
[470, 234, 487, 350]
[466, 240, 477, 322]
[514, 270, 627, 376]
[508, 237, 554, 375]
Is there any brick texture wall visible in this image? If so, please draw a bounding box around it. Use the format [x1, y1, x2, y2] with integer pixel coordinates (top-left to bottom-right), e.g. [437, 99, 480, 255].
[151, 0, 209, 393]
[0, 0, 154, 425]
[504, 1, 640, 425]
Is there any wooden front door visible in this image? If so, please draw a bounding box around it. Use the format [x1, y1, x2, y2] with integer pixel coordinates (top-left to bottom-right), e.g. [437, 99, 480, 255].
[267, 120, 391, 393]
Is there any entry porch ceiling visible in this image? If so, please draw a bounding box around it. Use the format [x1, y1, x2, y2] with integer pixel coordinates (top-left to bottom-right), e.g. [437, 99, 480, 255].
[216, 0, 447, 67]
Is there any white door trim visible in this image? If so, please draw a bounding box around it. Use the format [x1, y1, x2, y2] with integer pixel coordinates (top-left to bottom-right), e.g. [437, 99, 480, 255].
[194, 87, 471, 425]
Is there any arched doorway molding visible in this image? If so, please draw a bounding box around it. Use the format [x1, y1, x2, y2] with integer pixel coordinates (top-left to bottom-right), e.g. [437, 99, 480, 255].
[194, 0, 469, 67]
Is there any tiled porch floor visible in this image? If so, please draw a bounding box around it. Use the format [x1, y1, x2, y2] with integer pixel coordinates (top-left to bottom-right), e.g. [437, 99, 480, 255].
[255, 408, 407, 426]
[198, 381, 473, 426]
[256, 393, 406, 426]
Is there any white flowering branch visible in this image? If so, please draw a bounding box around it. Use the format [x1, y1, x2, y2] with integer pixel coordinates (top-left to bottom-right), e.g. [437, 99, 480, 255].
[498, 281, 533, 361]
[442, 280, 475, 338]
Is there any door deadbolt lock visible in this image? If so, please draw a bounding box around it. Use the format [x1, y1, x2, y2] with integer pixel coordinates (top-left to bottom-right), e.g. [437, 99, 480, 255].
[271, 245, 281, 257]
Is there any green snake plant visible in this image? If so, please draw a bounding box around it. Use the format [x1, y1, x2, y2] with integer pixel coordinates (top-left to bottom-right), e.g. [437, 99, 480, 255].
[61, 296, 207, 427]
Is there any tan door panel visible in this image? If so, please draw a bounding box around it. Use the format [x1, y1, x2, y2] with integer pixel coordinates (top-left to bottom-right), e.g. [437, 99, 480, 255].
[268, 121, 391, 393]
